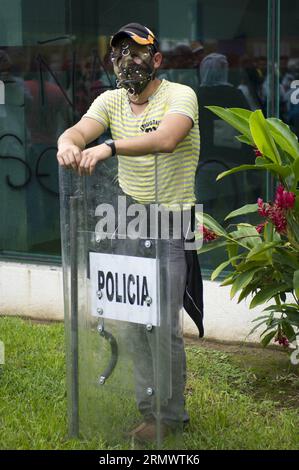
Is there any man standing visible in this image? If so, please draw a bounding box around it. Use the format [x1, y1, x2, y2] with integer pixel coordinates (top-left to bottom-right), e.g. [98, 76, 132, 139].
[57, 23, 203, 443]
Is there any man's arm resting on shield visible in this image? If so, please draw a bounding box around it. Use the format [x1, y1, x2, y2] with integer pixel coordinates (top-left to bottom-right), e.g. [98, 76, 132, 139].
[78, 113, 193, 176]
[114, 113, 193, 155]
[57, 117, 106, 170]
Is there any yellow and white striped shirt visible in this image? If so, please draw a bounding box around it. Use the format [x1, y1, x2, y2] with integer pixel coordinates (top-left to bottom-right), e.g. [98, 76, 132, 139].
[84, 79, 200, 207]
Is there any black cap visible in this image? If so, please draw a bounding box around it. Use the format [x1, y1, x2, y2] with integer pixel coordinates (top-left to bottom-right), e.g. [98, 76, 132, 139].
[110, 23, 159, 51]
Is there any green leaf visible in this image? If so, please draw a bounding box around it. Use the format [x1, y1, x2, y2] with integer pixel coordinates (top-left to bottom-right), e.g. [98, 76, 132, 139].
[262, 303, 299, 312]
[255, 157, 271, 166]
[262, 304, 284, 313]
[237, 283, 254, 303]
[263, 221, 274, 243]
[252, 314, 275, 321]
[205, 106, 252, 138]
[246, 242, 279, 261]
[216, 163, 291, 181]
[236, 260, 266, 272]
[260, 164, 291, 178]
[229, 107, 252, 121]
[291, 158, 299, 190]
[211, 255, 241, 281]
[216, 164, 260, 181]
[230, 268, 261, 299]
[273, 249, 299, 270]
[287, 216, 299, 246]
[249, 319, 270, 336]
[197, 239, 227, 254]
[292, 158, 299, 180]
[225, 203, 258, 220]
[281, 320, 296, 341]
[267, 118, 299, 160]
[226, 242, 239, 262]
[249, 110, 281, 165]
[293, 270, 299, 299]
[203, 213, 227, 237]
[236, 134, 254, 145]
[261, 330, 277, 347]
[285, 311, 299, 327]
[249, 284, 290, 309]
[220, 275, 235, 287]
[232, 224, 262, 249]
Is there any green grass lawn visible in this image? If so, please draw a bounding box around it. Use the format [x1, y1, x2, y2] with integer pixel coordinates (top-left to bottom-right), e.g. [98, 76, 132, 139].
[0, 316, 299, 450]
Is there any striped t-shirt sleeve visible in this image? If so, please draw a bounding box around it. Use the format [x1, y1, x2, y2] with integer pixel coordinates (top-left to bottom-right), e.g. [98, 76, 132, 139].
[83, 92, 110, 129]
[165, 85, 198, 125]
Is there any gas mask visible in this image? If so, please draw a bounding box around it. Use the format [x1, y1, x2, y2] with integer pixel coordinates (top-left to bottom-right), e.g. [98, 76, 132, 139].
[111, 40, 156, 101]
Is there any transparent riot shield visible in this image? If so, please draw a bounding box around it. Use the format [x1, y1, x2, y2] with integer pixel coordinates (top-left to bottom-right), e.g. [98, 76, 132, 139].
[60, 157, 186, 449]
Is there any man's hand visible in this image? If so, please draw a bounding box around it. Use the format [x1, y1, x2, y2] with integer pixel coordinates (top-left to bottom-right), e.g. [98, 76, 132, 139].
[78, 143, 112, 176]
[57, 144, 82, 171]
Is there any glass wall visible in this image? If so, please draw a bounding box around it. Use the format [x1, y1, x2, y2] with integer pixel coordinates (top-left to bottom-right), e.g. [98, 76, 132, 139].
[0, 0, 282, 273]
[0, 0, 70, 262]
[280, 1, 299, 137]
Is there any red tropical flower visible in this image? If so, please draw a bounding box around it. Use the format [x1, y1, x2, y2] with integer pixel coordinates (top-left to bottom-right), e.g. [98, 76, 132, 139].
[274, 184, 295, 210]
[274, 333, 289, 348]
[257, 198, 270, 217]
[256, 222, 266, 233]
[199, 225, 218, 242]
[254, 148, 263, 158]
[257, 184, 295, 234]
[268, 205, 287, 233]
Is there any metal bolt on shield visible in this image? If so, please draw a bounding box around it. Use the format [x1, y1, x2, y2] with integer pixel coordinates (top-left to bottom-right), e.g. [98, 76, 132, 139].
[145, 296, 152, 306]
[97, 290, 103, 299]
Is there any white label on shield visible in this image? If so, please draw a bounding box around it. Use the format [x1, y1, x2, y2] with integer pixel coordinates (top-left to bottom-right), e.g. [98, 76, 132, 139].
[89, 252, 159, 326]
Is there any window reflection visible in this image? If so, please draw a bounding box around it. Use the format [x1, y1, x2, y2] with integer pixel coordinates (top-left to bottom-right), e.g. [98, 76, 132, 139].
[0, 0, 274, 269]
[280, 57, 299, 136]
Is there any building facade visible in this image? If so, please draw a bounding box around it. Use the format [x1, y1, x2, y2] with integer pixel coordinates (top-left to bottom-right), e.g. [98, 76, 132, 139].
[0, 0, 298, 341]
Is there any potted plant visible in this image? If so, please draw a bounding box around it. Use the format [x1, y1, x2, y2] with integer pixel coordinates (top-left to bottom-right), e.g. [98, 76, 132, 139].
[198, 106, 299, 348]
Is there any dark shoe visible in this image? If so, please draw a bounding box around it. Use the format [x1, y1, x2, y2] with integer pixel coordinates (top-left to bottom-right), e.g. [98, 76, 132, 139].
[128, 420, 173, 444]
[128, 420, 151, 437]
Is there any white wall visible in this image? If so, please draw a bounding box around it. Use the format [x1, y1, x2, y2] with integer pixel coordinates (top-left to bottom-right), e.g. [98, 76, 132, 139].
[0, 261, 266, 342]
[0, 262, 64, 321]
